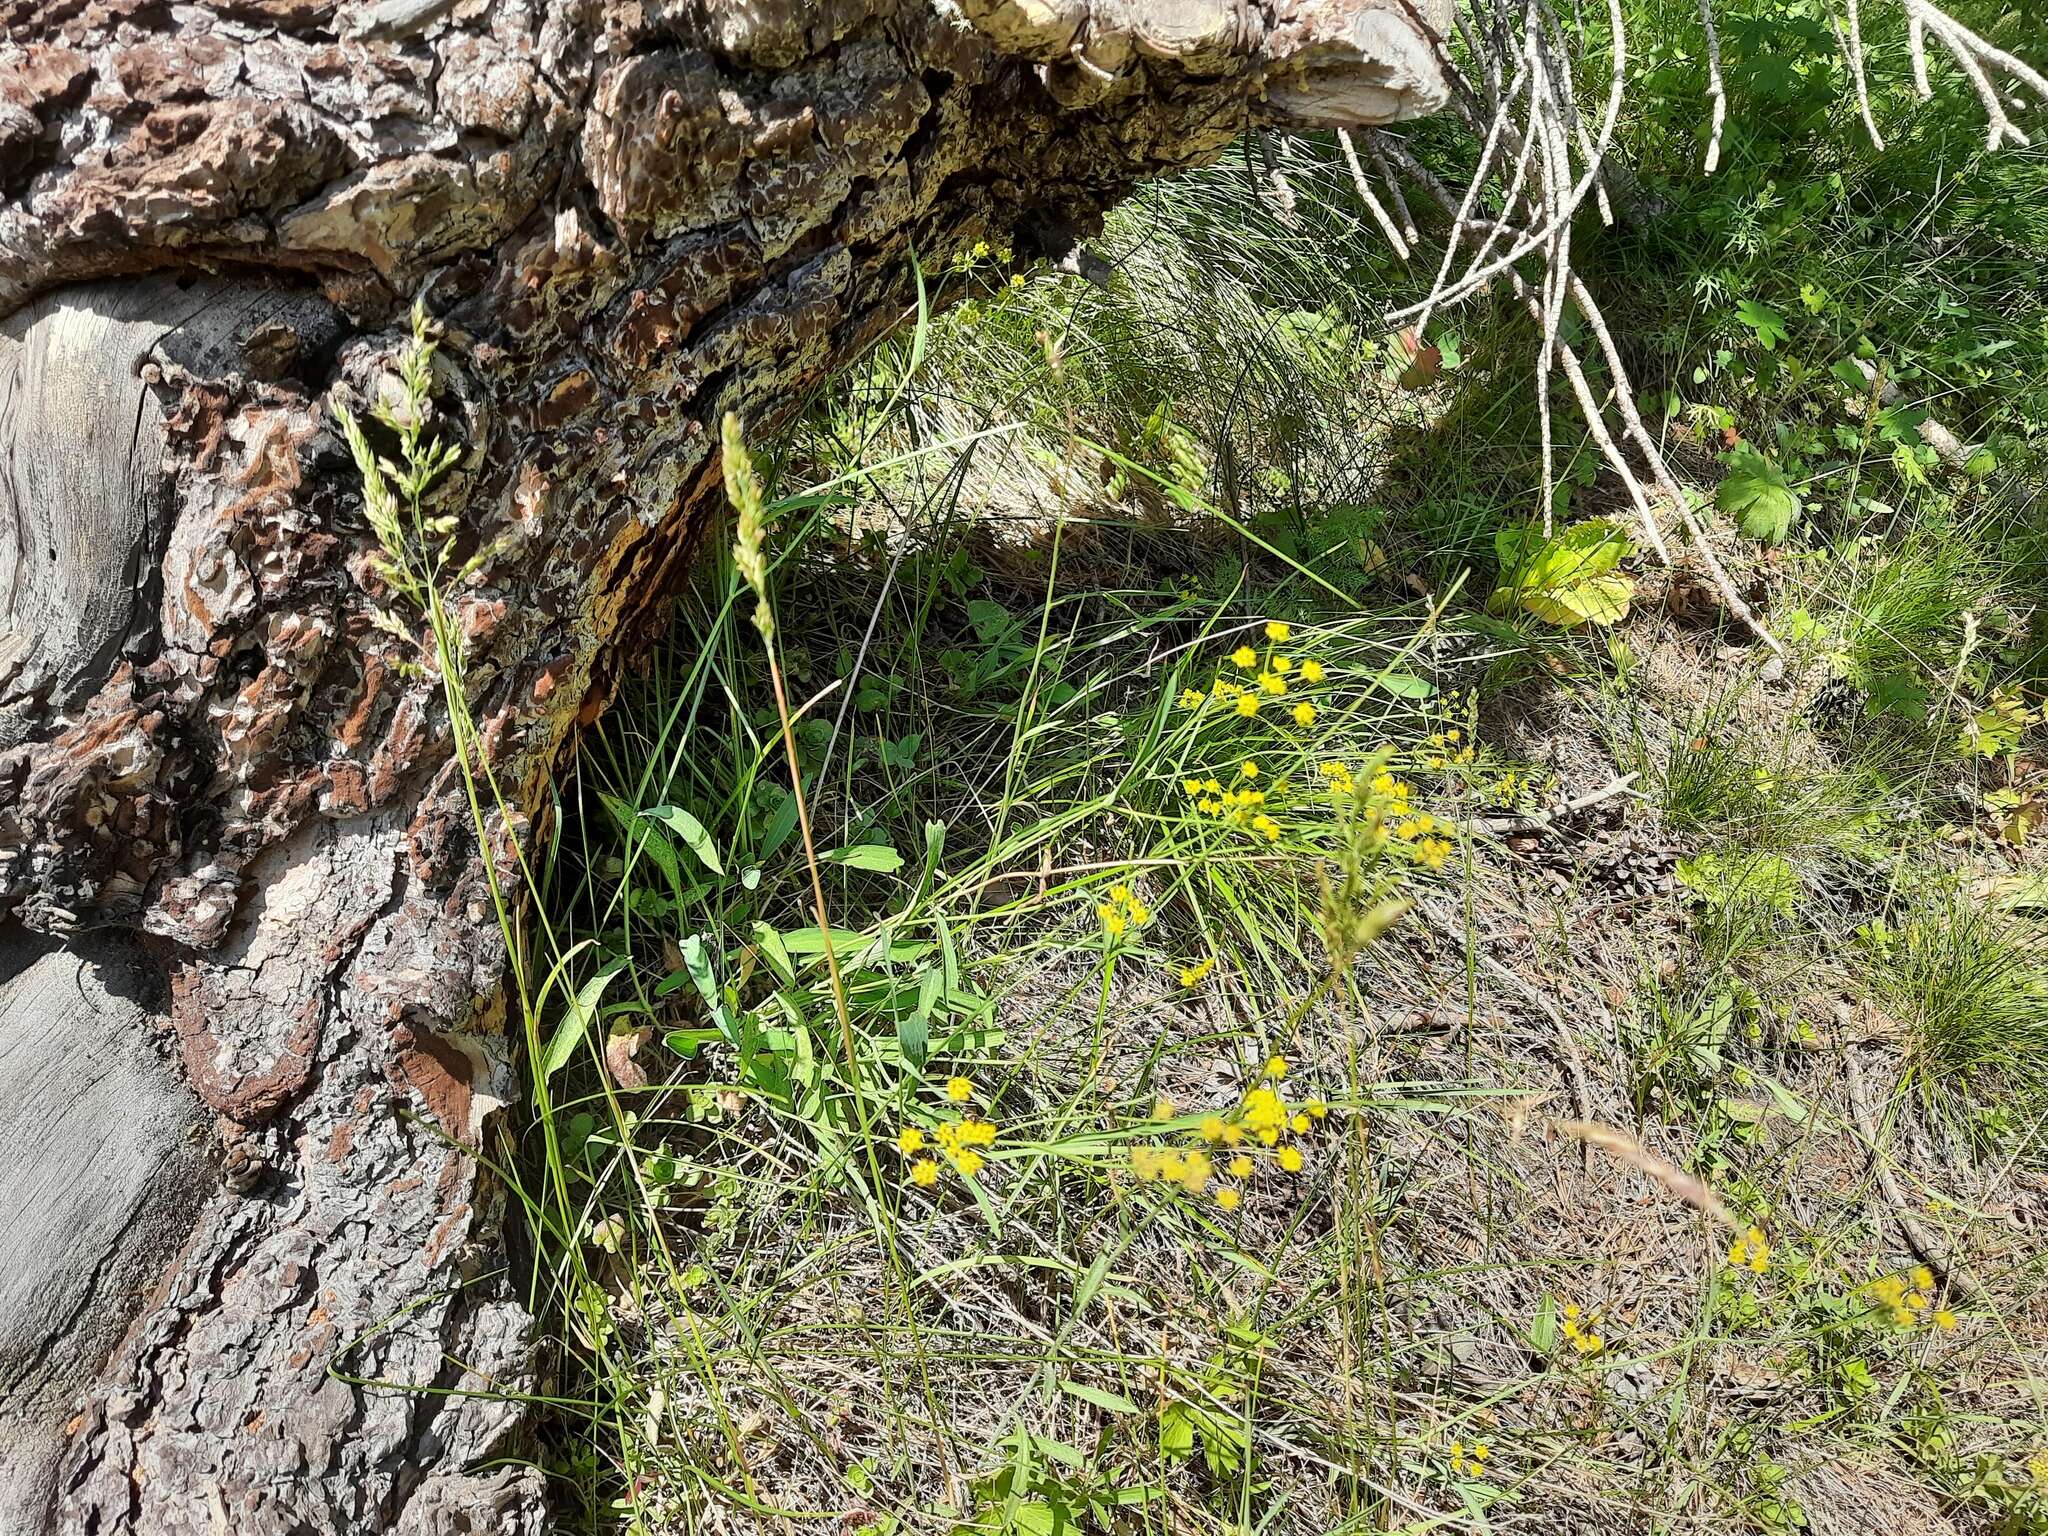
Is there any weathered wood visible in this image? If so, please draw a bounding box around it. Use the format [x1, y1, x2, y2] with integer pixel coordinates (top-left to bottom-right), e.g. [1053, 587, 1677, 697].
[0, 3, 1453, 1529]
[0, 928, 210, 1536]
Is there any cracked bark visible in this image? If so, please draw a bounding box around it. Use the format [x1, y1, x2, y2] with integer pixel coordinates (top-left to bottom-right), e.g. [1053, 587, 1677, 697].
[0, 2, 1450, 1530]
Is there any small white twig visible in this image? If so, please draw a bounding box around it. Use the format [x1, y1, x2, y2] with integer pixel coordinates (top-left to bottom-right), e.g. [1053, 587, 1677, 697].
[1698, 0, 1728, 171]
[1338, 128, 1410, 261]
[1840, 0, 1888, 150]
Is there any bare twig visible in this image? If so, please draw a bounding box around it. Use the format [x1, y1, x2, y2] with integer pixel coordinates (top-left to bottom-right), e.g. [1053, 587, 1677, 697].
[1698, 0, 1728, 171]
[1842, 1045, 1982, 1301]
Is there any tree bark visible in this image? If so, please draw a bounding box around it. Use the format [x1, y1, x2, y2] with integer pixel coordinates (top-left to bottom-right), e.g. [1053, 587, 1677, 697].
[0, 2, 1450, 1530]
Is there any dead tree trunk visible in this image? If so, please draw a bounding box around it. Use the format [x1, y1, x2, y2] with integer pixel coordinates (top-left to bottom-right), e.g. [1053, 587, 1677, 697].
[0, 3, 1449, 1530]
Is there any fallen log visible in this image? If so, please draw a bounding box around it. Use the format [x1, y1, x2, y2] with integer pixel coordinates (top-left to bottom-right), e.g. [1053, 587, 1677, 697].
[0, 3, 1451, 1529]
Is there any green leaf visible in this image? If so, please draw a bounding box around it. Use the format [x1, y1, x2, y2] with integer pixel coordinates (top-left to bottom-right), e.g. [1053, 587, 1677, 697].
[543, 959, 625, 1080]
[1371, 671, 1436, 699]
[751, 922, 796, 986]
[1716, 445, 1798, 543]
[966, 598, 1015, 644]
[1157, 1405, 1197, 1460]
[679, 933, 739, 1042]
[1676, 850, 1799, 915]
[1735, 297, 1789, 350]
[823, 842, 903, 873]
[898, 967, 939, 1070]
[1830, 356, 1872, 393]
[663, 1027, 720, 1059]
[643, 805, 724, 876]
[1060, 1379, 1140, 1415]
[1491, 519, 1635, 629]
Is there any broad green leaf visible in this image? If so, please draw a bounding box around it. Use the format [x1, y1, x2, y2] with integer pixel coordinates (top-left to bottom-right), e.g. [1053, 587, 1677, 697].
[1371, 671, 1435, 699]
[823, 842, 903, 873]
[1522, 573, 1633, 628]
[1492, 519, 1635, 629]
[643, 804, 723, 876]
[1716, 444, 1798, 543]
[542, 959, 625, 1080]
[1735, 297, 1789, 350]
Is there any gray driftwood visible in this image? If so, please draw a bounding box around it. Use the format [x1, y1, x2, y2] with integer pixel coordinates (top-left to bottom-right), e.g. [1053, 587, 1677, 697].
[0, 2, 1451, 1529]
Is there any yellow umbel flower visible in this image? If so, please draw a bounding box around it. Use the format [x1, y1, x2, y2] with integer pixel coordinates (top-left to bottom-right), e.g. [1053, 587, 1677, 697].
[1266, 621, 1291, 641]
[1449, 1440, 1490, 1477]
[898, 1127, 926, 1155]
[1293, 702, 1316, 727]
[1231, 645, 1258, 669]
[1178, 688, 1206, 709]
[1240, 760, 1259, 779]
[1179, 956, 1216, 988]
[909, 1158, 939, 1187]
[1264, 1055, 1290, 1079]
[1242, 1085, 1287, 1142]
[1199, 1114, 1228, 1144]
[1271, 655, 1293, 675]
[1305, 1099, 1329, 1119]
[1299, 659, 1325, 683]
[1727, 1225, 1771, 1274]
[953, 1149, 985, 1178]
[1214, 1186, 1241, 1211]
[946, 1076, 974, 1103]
[1235, 694, 1260, 717]
[1227, 1154, 1254, 1178]
[1277, 1145, 1304, 1173]
[1258, 671, 1286, 696]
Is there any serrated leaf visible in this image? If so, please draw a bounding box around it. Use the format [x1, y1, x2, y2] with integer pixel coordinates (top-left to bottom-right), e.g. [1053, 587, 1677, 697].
[1716, 445, 1798, 543]
[1735, 297, 1789, 350]
[643, 805, 724, 875]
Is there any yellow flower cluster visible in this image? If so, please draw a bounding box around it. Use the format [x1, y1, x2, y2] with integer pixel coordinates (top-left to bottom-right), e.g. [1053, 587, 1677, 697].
[1177, 625, 1326, 723]
[1127, 1059, 1327, 1209]
[1182, 760, 1287, 840]
[1867, 1267, 1957, 1330]
[901, 1077, 1000, 1187]
[1177, 954, 1216, 988]
[1097, 881, 1150, 938]
[1560, 1302, 1604, 1356]
[1420, 726, 1475, 770]
[1448, 1440, 1490, 1478]
[1727, 1225, 1771, 1274]
[1318, 762, 1455, 870]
